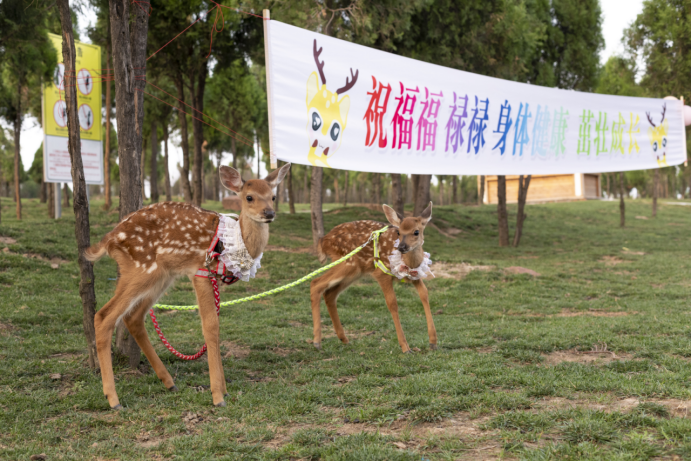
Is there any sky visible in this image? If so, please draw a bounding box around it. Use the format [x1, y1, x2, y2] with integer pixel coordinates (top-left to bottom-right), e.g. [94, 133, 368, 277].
[9, 0, 646, 185]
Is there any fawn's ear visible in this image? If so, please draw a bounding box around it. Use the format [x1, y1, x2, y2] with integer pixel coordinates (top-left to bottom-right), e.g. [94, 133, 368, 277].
[382, 204, 402, 227]
[419, 201, 433, 225]
[265, 163, 291, 189]
[220, 166, 243, 193]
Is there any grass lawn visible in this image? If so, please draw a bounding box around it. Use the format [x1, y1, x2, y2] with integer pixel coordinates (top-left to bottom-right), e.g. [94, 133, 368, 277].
[2, 196, 691, 460]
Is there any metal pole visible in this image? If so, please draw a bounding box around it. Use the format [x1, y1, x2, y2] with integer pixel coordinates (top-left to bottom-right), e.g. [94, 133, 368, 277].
[54, 182, 62, 219]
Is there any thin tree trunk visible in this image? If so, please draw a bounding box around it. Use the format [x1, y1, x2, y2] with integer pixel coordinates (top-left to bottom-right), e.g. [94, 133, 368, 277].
[311, 167, 325, 248]
[619, 172, 625, 228]
[174, 76, 192, 202]
[391, 173, 404, 216]
[452, 176, 458, 204]
[372, 173, 381, 205]
[63, 183, 70, 208]
[288, 167, 296, 213]
[413, 175, 431, 216]
[110, 0, 146, 367]
[256, 135, 261, 179]
[163, 125, 171, 201]
[104, 31, 112, 211]
[652, 168, 659, 217]
[343, 171, 349, 206]
[150, 120, 159, 203]
[40, 180, 46, 203]
[412, 175, 420, 205]
[497, 175, 509, 246]
[140, 138, 146, 202]
[513, 175, 531, 247]
[231, 138, 238, 170]
[438, 176, 444, 205]
[56, 0, 99, 368]
[48, 181, 55, 219]
[214, 151, 221, 201]
[191, 62, 208, 207]
[334, 175, 340, 203]
[14, 83, 22, 220]
[478, 175, 485, 205]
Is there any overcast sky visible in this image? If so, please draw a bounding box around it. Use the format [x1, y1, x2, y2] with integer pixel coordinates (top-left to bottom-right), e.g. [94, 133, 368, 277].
[9, 0, 646, 182]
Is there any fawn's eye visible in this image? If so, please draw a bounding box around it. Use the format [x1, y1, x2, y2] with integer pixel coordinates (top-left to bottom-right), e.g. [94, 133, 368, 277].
[246, 196, 253, 202]
[396, 231, 400, 236]
[414, 230, 420, 236]
[272, 196, 276, 201]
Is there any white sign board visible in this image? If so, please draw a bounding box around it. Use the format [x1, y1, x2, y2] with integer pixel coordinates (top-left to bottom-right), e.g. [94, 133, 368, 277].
[43, 135, 104, 184]
[265, 20, 687, 175]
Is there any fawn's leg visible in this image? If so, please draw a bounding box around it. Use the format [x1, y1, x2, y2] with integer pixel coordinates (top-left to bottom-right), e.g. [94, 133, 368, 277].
[123, 296, 177, 391]
[372, 271, 410, 353]
[412, 280, 437, 349]
[192, 276, 226, 406]
[324, 275, 356, 345]
[310, 271, 335, 349]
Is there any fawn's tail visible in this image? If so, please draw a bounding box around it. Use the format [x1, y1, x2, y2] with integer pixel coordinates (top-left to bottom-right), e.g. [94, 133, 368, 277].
[84, 233, 115, 262]
[316, 237, 328, 264]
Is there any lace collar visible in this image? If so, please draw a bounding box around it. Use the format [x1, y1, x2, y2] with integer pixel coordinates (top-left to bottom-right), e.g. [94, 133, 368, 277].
[217, 214, 262, 282]
[387, 239, 434, 281]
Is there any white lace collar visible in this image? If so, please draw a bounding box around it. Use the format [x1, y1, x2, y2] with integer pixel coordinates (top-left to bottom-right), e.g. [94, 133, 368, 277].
[217, 214, 262, 282]
[387, 239, 434, 280]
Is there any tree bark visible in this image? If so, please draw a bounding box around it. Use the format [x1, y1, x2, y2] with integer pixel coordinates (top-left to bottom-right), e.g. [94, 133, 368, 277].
[110, 0, 146, 367]
[56, 0, 99, 369]
[438, 176, 444, 205]
[174, 76, 192, 202]
[412, 175, 420, 205]
[191, 62, 208, 207]
[140, 138, 146, 202]
[343, 170, 349, 206]
[478, 175, 485, 205]
[452, 176, 458, 204]
[652, 168, 659, 217]
[372, 173, 381, 205]
[150, 121, 159, 203]
[104, 31, 112, 211]
[512, 175, 531, 247]
[334, 175, 340, 203]
[310, 167, 324, 248]
[497, 175, 509, 246]
[413, 175, 431, 216]
[619, 172, 625, 228]
[40, 180, 46, 203]
[231, 138, 238, 170]
[63, 183, 70, 208]
[14, 82, 22, 220]
[163, 125, 171, 201]
[48, 181, 55, 219]
[288, 167, 296, 213]
[391, 173, 404, 216]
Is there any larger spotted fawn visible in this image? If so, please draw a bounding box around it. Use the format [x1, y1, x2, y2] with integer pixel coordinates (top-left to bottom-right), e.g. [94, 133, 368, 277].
[86, 163, 290, 409]
[310, 202, 437, 353]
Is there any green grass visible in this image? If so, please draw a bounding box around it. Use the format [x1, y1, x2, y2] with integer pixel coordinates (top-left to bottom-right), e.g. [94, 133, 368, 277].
[3, 195, 691, 459]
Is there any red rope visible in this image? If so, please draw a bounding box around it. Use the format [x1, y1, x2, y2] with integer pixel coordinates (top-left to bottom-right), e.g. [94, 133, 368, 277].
[149, 276, 237, 360]
[206, 4, 225, 58]
[147, 5, 217, 62]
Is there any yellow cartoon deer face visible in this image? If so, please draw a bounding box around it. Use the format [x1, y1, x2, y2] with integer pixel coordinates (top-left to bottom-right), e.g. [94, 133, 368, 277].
[647, 104, 669, 167]
[306, 40, 358, 167]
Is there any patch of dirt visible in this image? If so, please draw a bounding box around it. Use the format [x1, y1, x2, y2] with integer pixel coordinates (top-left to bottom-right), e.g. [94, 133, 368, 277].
[268, 347, 297, 357]
[433, 262, 494, 280]
[265, 245, 313, 254]
[599, 256, 626, 266]
[504, 266, 540, 276]
[1, 248, 70, 268]
[535, 396, 691, 417]
[428, 222, 462, 238]
[0, 236, 17, 244]
[556, 308, 635, 318]
[334, 376, 357, 386]
[635, 215, 649, 220]
[288, 320, 308, 328]
[622, 249, 646, 255]
[542, 345, 632, 366]
[0, 321, 16, 336]
[221, 341, 250, 359]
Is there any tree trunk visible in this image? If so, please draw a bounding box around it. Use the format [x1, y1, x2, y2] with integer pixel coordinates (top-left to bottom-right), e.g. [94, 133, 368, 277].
[497, 175, 509, 246]
[140, 138, 146, 202]
[231, 138, 238, 170]
[413, 175, 431, 216]
[452, 176, 458, 204]
[372, 173, 381, 205]
[48, 181, 55, 219]
[619, 172, 625, 228]
[288, 167, 296, 213]
[14, 83, 22, 220]
[40, 180, 47, 203]
[150, 121, 159, 203]
[334, 175, 340, 203]
[63, 183, 70, 208]
[191, 62, 208, 207]
[163, 125, 171, 201]
[478, 175, 485, 205]
[391, 173, 404, 216]
[343, 171, 349, 206]
[110, 0, 147, 367]
[174, 76, 192, 202]
[310, 167, 324, 248]
[513, 175, 531, 247]
[56, 0, 99, 369]
[412, 175, 420, 205]
[438, 176, 444, 205]
[652, 168, 659, 217]
[104, 32, 112, 211]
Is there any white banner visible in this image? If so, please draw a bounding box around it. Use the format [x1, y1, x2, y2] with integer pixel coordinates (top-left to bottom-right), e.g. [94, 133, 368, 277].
[44, 135, 104, 185]
[265, 20, 687, 175]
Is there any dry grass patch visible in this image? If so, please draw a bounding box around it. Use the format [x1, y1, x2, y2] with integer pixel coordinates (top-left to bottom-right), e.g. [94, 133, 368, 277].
[557, 308, 635, 318]
[599, 256, 626, 266]
[265, 245, 312, 254]
[542, 346, 632, 366]
[221, 341, 250, 359]
[433, 262, 494, 279]
[504, 266, 540, 276]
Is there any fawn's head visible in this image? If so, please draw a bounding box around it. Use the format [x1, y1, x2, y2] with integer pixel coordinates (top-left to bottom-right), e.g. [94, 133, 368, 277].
[382, 202, 432, 254]
[219, 163, 291, 223]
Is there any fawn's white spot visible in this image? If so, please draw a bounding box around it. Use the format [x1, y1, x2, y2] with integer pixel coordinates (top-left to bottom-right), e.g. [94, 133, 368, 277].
[117, 232, 126, 241]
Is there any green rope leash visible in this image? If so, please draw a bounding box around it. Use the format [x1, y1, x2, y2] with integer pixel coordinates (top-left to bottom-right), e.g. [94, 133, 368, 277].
[152, 226, 390, 311]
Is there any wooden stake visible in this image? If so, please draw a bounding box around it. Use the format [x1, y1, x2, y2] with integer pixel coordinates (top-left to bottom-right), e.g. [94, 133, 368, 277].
[263, 10, 277, 169]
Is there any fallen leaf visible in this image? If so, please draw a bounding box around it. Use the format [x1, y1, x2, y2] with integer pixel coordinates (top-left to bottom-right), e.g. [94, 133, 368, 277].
[51, 263, 59, 269]
[393, 442, 407, 449]
[50, 373, 61, 380]
[411, 347, 421, 352]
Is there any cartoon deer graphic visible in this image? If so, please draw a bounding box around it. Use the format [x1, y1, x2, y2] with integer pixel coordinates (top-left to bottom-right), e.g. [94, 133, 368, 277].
[647, 103, 669, 167]
[306, 39, 359, 167]
[85, 163, 290, 409]
[310, 203, 437, 353]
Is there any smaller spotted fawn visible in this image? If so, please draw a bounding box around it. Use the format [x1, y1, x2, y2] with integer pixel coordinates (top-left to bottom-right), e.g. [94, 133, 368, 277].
[86, 163, 290, 409]
[311, 202, 437, 353]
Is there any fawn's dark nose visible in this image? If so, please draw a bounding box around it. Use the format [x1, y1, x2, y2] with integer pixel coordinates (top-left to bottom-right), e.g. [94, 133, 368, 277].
[398, 243, 409, 254]
[264, 209, 275, 221]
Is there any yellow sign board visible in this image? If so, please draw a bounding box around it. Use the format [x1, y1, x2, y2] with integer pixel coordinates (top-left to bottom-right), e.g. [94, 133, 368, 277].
[43, 33, 102, 141]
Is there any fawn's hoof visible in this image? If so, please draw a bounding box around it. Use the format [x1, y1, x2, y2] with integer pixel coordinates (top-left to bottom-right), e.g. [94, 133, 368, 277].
[403, 349, 413, 354]
[111, 404, 123, 411]
[429, 344, 437, 350]
[215, 401, 227, 408]
[168, 385, 179, 392]
[313, 342, 321, 350]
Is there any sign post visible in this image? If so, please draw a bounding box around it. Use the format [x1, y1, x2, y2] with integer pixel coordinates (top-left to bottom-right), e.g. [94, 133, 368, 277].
[42, 33, 103, 218]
